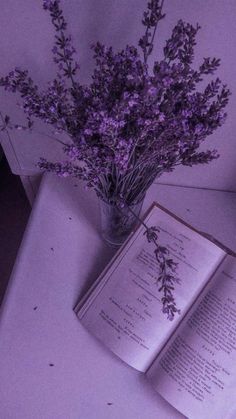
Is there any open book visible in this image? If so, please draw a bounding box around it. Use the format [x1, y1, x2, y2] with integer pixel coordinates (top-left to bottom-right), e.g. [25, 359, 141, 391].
[74, 203, 236, 419]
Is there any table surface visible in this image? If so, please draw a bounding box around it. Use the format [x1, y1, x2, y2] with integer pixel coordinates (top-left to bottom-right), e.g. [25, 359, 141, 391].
[0, 173, 236, 419]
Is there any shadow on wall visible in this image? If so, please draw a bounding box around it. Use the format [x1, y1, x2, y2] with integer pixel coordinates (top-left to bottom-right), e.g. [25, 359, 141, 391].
[0, 152, 31, 304]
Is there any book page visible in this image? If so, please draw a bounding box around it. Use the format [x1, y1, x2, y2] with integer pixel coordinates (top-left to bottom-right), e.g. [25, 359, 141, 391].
[147, 255, 236, 419]
[77, 206, 225, 372]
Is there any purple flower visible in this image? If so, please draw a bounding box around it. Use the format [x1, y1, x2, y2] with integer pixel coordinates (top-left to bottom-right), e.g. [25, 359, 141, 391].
[43, 0, 55, 10]
[147, 86, 158, 96]
[158, 113, 165, 122]
[0, 0, 226, 322]
[0, 0, 230, 220]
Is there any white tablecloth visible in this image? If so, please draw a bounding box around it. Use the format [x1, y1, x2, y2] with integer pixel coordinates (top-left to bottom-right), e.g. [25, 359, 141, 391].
[0, 173, 236, 419]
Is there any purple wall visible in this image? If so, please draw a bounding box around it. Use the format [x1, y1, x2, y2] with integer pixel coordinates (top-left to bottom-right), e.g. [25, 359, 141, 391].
[0, 0, 235, 190]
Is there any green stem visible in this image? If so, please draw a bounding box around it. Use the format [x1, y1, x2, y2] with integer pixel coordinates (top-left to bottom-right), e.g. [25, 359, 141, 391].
[34, 129, 70, 146]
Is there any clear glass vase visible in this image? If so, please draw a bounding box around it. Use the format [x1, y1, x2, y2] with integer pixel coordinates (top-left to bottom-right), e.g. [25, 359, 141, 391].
[99, 197, 145, 247]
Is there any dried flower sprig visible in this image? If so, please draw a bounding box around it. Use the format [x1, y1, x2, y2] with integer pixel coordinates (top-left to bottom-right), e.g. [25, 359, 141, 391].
[0, 0, 231, 319]
[144, 226, 180, 320]
[139, 0, 165, 64]
[127, 204, 180, 320]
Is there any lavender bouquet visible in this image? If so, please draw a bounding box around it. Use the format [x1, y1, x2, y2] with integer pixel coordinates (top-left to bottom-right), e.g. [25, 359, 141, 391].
[0, 0, 230, 319]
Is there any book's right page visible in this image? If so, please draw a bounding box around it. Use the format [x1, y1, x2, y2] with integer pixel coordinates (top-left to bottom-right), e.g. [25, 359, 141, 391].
[147, 254, 236, 419]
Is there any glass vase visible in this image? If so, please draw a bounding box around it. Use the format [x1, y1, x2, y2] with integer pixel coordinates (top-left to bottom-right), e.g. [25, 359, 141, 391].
[99, 197, 145, 247]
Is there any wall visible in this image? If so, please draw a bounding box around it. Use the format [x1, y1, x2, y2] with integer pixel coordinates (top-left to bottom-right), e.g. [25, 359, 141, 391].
[0, 0, 235, 190]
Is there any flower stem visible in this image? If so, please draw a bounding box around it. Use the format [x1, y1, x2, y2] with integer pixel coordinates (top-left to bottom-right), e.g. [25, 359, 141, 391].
[121, 200, 181, 320]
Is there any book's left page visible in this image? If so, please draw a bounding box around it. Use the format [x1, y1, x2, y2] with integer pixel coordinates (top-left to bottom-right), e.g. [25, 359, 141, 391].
[75, 204, 225, 372]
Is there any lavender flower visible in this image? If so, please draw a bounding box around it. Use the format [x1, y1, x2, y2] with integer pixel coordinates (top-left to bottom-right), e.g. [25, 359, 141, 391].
[0, 0, 231, 319]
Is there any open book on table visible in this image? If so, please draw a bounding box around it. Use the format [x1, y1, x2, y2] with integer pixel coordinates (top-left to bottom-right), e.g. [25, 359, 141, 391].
[74, 203, 236, 419]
